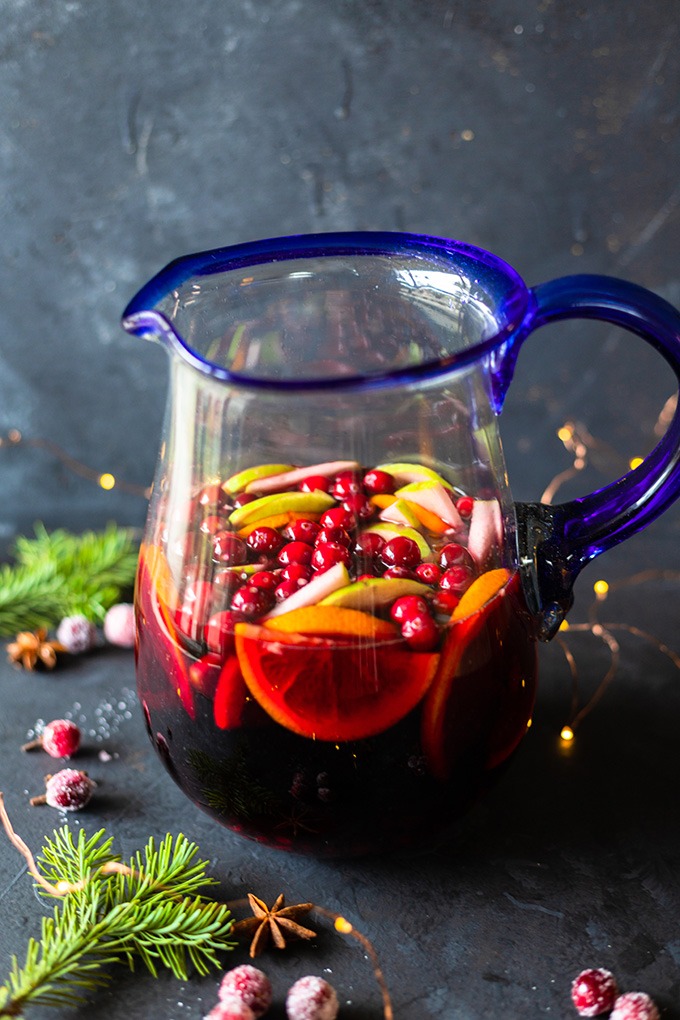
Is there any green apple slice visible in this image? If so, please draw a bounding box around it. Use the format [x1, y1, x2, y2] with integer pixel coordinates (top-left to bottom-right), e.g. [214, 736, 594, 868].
[378, 498, 423, 530]
[374, 461, 452, 488]
[245, 459, 360, 494]
[321, 576, 430, 610]
[395, 481, 463, 530]
[264, 561, 351, 618]
[223, 463, 296, 495]
[362, 522, 433, 560]
[229, 490, 335, 528]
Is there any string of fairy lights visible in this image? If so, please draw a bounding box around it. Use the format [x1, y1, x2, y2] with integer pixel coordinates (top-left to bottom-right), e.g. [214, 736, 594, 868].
[2, 406, 679, 745]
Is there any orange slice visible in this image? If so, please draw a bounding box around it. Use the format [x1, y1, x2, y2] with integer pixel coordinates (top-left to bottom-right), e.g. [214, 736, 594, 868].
[451, 567, 511, 621]
[235, 623, 438, 742]
[263, 605, 397, 641]
[237, 511, 321, 538]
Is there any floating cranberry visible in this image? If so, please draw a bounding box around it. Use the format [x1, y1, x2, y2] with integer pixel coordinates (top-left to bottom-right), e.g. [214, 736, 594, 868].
[431, 590, 460, 615]
[277, 541, 313, 567]
[177, 580, 213, 639]
[219, 964, 272, 1018]
[298, 474, 331, 493]
[213, 531, 248, 565]
[283, 519, 321, 544]
[439, 565, 473, 595]
[356, 573, 376, 582]
[232, 492, 257, 509]
[382, 565, 415, 579]
[206, 610, 243, 656]
[439, 542, 470, 569]
[380, 536, 421, 569]
[248, 570, 280, 591]
[274, 578, 305, 601]
[315, 525, 352, 548]
[363, 468, 395, 495]
[390, 595, 430, 624]
[414, 562, 442, 585]
[401, 612, 440, 651]
[213, 569, 244, 601]
[231, 586, 274, 620]
[246, 526, 284, 557]
[280, 563, 312, 584]
[319, 506, 355, 530]
[330, 470, 363, 500]
[198, 483, 232, 510]
[455, 495, 475, 518]
[200, 514, 228, 536]
[311, 542, 352, 573]
[342, 492, 375, 520]
[354, 531, 385, 559]
[609, 992, 660, 1020]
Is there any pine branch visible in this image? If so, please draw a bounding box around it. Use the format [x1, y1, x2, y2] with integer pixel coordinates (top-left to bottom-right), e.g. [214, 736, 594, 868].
[0, 827, 235, 1018]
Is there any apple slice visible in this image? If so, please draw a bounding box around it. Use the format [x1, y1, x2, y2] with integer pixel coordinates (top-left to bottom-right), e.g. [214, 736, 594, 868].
[223, 463, 295, 494]
[245, 459, 360, 494]
[320, 576, 431, 611]
[378, 498, 422, 530]
[374, 461, 451, 488]
[264, 561, 351, 618]
[467, 499, 504, 567]
[361, 521, 433, 560]
[229, 490, 335, 528]
[395, 481, 463, 531]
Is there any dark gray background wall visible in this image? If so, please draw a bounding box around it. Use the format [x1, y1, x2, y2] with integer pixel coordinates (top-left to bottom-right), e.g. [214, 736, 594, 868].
[2, 0, 679, 565]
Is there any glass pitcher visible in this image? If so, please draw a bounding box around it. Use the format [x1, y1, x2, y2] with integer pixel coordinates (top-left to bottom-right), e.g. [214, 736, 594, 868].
[123, 232, 680, 857]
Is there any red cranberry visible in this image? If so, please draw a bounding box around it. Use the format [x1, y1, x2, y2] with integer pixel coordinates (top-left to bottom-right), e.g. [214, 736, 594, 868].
[439, 542, 469, 569]
[380, 536, 421, 569]
[431, 590, 460, 615]
[401, 612, 440, 651]
[274, 578, 304, 601]
[298, 474, 331, 493]
[280, 563, 312, 584]
[213, 569, 244, 601]
[286, 976, 339, 1020]
[382, 565, 415, 579]
[198, 483, 226, 508]
[315, 525, 352, 548]
[456, 495, 474, 518]
[354, 531, 385, 559]
[219, 964, 272, 1018]
[330, 470, 363, 500]
[178, 580, 213, 639]
[356, 572, 376, 581]
[213, 531, 248, 565]
[363, 468, 395, 495]
[342, 492, 375, 520]
[231, 586, 274, 620]
[440, 565, 473, 595]
[571, 969, 619, 1018]
[24, 719, 81, 759]
[319, 506, 355, 530]
[247, 570, 280, 591]
[277, 541, 313, 566]
[414, 562, 442, 585]
[206, 610, 242, 656]
[311, 542, 352, 573]
[283, 519, 321, 544]
[189, 652, 222, 695]
[200, 514, 228, 536]
[246, 526, 284, 557]
[610, 992, 660, 1020]
[232, 492, 257, 508]
[390, 595, 429, 623]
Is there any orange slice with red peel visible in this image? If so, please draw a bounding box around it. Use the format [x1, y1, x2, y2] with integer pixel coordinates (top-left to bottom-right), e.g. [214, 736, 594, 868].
[235, 622, 438, 742]
[263, 605, 397, 641]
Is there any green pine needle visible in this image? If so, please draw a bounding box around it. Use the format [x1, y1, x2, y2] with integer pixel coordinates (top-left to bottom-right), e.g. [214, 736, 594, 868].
[0, 524, 140, 636]
[0, 827, 235, 1018]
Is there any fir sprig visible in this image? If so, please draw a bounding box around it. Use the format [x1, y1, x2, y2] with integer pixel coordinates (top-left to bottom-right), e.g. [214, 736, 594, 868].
[0, 826, 235, 1017]
[0, 524, 140, 636]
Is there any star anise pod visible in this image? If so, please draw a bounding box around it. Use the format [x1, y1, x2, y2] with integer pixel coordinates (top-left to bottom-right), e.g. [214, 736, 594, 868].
[233, 892, 317, 958]
[6, 629, 64, 670]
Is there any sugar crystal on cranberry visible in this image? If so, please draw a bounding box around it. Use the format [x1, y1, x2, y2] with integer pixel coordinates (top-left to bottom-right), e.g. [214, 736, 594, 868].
[40, 719, 81, 758]
[219, 964, 272, 1018]
[31, 769, 96, 811]
[286, 975, 339, 1020]
[609, 992, 660, 1020]
[571, 969, 619, 1017]
[205, 996, 256, 1020]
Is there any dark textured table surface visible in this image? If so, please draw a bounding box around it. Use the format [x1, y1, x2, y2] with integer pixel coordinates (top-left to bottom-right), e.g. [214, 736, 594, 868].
[1, 1, 679, 1017]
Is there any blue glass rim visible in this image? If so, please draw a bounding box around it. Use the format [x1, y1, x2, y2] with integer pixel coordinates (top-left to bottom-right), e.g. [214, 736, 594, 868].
[122, 230, 531, 393]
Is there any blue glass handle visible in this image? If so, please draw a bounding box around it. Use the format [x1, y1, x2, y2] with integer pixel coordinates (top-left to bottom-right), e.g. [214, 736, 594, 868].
[514, 274, 680, 638]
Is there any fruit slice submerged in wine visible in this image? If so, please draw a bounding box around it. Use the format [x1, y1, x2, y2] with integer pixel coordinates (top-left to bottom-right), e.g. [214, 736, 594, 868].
[235, 623, 439, 742]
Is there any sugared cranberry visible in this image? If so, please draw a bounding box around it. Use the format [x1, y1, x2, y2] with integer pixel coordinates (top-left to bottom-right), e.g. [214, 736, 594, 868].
[610, 992, 660, 1020]
[286, 976, 339, 1020]
[277, 541, 313, 567]
[431, 590, 460, 615]
[380, 536, 421, 569]
[206, 610, 243, 656]
[363, 468, 395, 495]
[414, 562, 442, 585]
[315, 525, 352, 548]
[311, 542, 352, 573]
[31, 769, 95, 811]
[401, 612, 440, 651]
[23, 719, 81, 759]
[219, 965, 272, 1018]
[213, 531, 248, 566]
[382, 565, 415, 579]
[298, 474, 331, 493]
[456, 495, 475, 518]
[439, 542, 470, 569]
[342, 492, 375, 520]
[231, 586, 274, 620]
[390, 595, 430, 624]
[330, 470, 363, 500]
[439, 565, 473, 595]
[571, 969, 619, 1017]
[56, 615, 97, 654]
[232, 492, 257, 508]
[206, 997, 256, 1020]
[246, 526, 284, 557]
[319, 506, 355, 530]
[248, 570, 280, 591]
[284, 519, 321, 545]
[280, 563, 312, 584]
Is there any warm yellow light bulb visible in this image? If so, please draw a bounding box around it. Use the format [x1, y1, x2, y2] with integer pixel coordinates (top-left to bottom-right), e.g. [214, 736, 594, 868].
[98, 472, 116, 490]
[559, 619, 570, 631]
[335, 916, 353, 934]
[629, 456, 644, 470]
[593, 579, 609, 598]
[560, 725, 575, 742]
[557, 425, 573, 443]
